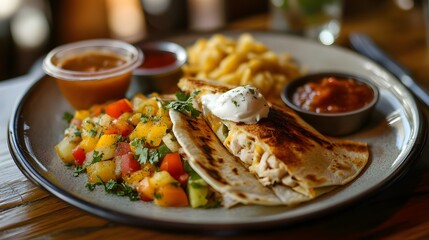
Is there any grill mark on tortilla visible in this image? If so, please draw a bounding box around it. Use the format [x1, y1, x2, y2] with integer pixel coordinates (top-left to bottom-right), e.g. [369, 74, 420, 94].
[237, 107, 335, 167]
[185, 118, 198, 131]
[237, 192, 247, 199]
[195, 161, 227, 185]
[232, 167, 239, 175]
[305, 174, 326, 184]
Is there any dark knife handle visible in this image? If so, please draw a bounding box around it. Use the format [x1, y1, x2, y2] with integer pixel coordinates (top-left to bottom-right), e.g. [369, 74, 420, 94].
[349, 33, 429, 107]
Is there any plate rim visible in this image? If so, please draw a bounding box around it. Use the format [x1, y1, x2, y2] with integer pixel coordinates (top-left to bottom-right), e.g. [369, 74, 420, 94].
[7, 31, 428, 234]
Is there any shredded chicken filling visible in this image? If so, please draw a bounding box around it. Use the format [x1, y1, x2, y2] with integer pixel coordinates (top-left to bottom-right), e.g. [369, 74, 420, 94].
[224, 128, 298, 188]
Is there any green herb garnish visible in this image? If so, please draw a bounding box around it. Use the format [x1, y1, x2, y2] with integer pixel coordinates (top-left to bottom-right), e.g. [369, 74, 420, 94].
[91, 150, 104, 164]
[132, 139, 160, 164]
[165, 91, 201, 118]
[89, 129, 97, 137]
[63, 112, 74, 124]
[74, 129, 82, 137]
[86, 177, 139, 201]
[73, 165, 86, 177]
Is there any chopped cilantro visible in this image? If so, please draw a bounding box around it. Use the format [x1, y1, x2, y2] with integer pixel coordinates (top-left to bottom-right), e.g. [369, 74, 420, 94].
[157, 144, 171, 159]
[140, 114, 150, 123]
[85, 182, 101, 190]
[141, 114, 161, 123]
[165, 91, 201, 118]
[248, 87, 255, 94]
[91, 150, 104, 164]
[63, 112, 74, 124]
[154, 192, 163, 200]
[115, 135, 126, 144]
[132, 139, 160, 164]
[86, 177, 139, 201]
[152, 116, 161, 121]
[89, 129, 97, 137]
[73, 165, 86, 177]
[232, 100, 239, 107]
[175, 91, 190, 101]
[74, 129, 82, 137]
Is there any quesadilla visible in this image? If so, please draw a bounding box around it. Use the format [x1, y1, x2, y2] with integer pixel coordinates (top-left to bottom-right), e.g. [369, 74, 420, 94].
[170, 110, 312, 206]
[177, 77, 369, 200]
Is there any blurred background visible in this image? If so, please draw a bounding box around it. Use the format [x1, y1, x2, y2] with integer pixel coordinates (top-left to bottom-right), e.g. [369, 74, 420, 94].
[0, 0, 423, 81]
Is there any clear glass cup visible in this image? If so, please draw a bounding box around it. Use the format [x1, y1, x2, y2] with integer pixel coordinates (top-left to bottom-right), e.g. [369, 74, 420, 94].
[270, 0, 343, 45]
[43, 39, 143, 109]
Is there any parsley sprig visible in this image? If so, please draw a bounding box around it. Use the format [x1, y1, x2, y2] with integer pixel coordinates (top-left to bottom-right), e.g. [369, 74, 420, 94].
[165, 91, 201, 118]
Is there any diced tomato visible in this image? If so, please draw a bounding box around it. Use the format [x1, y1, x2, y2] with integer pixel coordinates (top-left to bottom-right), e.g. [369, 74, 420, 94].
[137, 177, 154, 201]
[160, 153, 186, 182]
[105, 99, 133, 119]
[115, 142, 132, 156]
[120, 153, 141, 176]
[72, 146, 86, 165]
[154, 184, 188, 207]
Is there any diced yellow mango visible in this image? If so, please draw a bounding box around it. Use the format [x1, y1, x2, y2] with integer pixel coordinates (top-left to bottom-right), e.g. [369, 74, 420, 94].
[118, 112, 132, 122]
[135, 97, 159, 116]
[95, 134, 119, 148]
[79, 136, 99, 152]
[93, 145, 116, 161]
[55, 137, 78, 164]
[86, 160, 116, 184]
[159, 115, 172, 129]
[129, 113, 142, 126]
[123, 166, 154, 186]
[129, 121, 153, 141]
[146, 125, 167, 147]
[131, 93, 148, 110]
[150, 171, 177, 188]
[74, 110, 90, 120]
[81, 119, 96, 133]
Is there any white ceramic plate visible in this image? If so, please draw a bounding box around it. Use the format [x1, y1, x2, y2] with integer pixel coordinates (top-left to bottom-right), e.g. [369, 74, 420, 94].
[8, 32, 427, 233]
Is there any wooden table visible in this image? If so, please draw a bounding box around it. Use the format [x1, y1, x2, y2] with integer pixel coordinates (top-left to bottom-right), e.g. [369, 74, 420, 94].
[2, 1, 429, 239]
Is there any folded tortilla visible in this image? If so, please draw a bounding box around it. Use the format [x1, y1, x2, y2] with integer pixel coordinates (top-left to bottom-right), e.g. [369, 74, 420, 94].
[170, 110, 312, 206]
[177, 77, 369, 199]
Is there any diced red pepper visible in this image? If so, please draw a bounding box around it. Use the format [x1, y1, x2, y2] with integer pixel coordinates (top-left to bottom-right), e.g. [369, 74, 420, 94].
[105, 99, 133, 119]
[159, 153, 186, 183]
[72, 146, 86, 165]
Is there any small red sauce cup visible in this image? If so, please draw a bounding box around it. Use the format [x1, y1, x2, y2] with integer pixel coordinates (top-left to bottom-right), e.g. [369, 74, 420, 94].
[282, 72, 379, 136]
[132, 41, 187, 94]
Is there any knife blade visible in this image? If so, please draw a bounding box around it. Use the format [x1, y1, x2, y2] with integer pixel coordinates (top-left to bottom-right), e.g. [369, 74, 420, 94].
[349, 33, 429, 107]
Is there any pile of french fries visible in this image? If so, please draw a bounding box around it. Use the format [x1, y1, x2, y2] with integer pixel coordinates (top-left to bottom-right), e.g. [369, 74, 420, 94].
[182, 33, 302, 102]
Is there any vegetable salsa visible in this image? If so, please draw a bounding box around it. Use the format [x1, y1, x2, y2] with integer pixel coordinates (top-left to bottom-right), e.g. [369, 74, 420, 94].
[55, 92, 220, 208]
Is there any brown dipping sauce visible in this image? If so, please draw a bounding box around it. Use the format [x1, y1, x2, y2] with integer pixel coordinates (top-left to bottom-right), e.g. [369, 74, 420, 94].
[59, 52, 126, 72]
[293, 77, 374, 113]
[139, 50, 176, 69]
[55, 52, 131, 109]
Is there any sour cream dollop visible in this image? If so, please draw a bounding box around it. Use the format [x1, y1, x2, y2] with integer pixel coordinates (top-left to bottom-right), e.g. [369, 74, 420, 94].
[202, 86, 270, 124]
